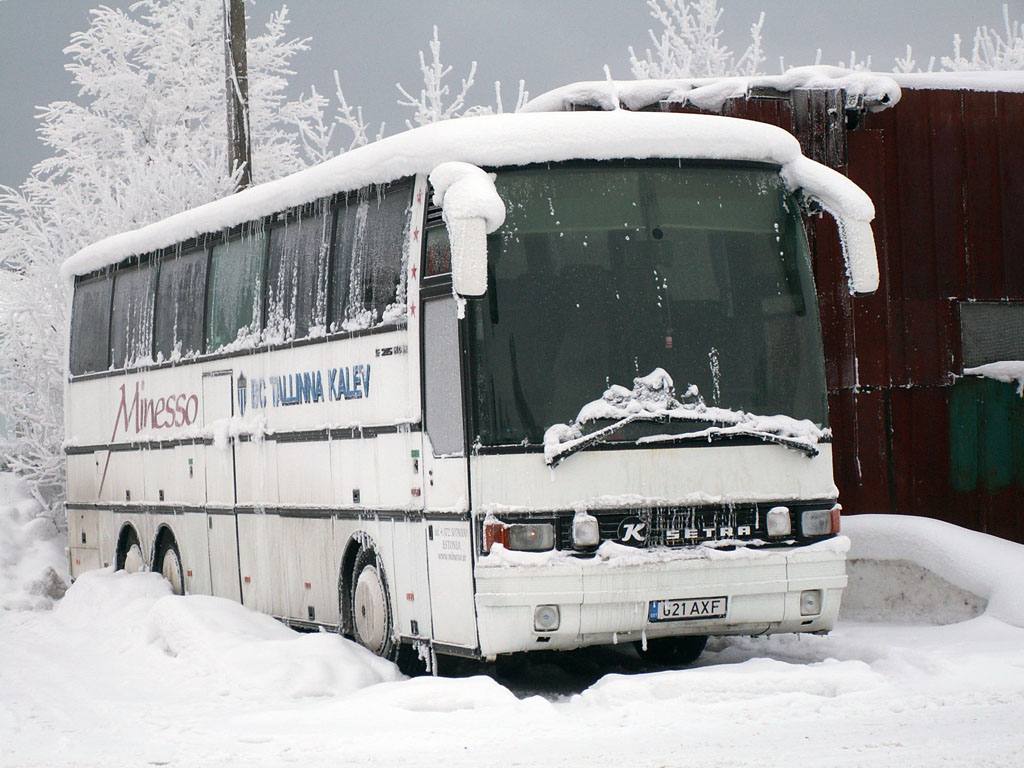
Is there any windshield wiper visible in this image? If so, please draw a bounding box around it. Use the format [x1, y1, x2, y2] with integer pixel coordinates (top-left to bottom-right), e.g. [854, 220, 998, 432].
[545, 417, 819, 467]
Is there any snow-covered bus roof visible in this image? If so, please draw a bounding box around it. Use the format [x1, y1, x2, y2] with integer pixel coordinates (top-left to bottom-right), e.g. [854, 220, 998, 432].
[522, 66, 1024, 116]
[63, 110, 871, 279]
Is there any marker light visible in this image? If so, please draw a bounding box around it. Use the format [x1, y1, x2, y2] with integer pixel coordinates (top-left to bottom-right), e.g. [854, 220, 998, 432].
[571, 511, 600, 549]
[534, 605, 560, 632]
[831, 504, 842, 535]
[800, 589, 823, 616]
[766, 506, 792, 537]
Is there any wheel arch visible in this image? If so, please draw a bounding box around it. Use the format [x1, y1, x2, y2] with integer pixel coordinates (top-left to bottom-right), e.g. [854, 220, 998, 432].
[338, 531, 378, 637]
[115, 522, 143, 570]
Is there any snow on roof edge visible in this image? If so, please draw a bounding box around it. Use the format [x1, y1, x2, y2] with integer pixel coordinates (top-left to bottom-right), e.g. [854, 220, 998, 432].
[64, 111, 820, 279]
[521, 67, 903, 115]
[522, 68, 1024, 118]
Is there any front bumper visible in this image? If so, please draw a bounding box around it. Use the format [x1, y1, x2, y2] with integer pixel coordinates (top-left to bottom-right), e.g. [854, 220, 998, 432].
[474, 537, 848, 658]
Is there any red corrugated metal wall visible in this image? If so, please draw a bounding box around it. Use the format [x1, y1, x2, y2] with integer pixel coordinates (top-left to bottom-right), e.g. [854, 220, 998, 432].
[670, 88, 1024, 543]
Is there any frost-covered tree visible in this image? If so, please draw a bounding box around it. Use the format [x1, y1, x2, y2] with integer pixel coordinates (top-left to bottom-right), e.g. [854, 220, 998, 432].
[394, 26, 528, 128]
[895, 4, 1023, 73]
[0, 0, 332, 515]
[629, 0, 766, 79]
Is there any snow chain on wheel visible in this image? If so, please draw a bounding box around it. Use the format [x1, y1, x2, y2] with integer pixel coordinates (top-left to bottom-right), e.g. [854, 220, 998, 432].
[351, 547, 396, 661]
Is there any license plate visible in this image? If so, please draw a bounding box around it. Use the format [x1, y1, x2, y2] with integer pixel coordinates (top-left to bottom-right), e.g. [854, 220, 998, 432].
[649, 596, 728, 622]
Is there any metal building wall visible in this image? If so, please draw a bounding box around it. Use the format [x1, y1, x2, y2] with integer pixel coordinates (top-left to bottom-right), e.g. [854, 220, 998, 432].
[668, 88, 1024, 543]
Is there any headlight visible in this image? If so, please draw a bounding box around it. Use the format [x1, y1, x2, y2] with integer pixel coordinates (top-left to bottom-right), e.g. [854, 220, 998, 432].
[766, 506, 792, 537]
[571, 512, 600, 548]
[508, 523, 554, 551]
[801, 509, 832, 537]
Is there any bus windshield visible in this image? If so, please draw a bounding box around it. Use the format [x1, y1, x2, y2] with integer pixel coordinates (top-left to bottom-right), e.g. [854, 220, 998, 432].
[466, 162, 829, 449]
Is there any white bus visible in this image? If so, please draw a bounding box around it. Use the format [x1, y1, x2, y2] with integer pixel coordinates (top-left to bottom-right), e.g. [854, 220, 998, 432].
[64, 107, 878, 669]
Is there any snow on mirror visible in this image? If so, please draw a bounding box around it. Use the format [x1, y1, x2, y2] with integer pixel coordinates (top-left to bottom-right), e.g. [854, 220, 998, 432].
[429, 162, 506, 297]
[543, 368, 829, 467]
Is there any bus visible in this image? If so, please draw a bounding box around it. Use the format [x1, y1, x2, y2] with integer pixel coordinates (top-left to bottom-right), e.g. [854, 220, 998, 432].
[64, 108, 878, 669]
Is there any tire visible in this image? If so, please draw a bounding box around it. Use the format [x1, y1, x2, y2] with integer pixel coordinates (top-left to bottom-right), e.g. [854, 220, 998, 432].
[635, 634, 708, 667]
[116, 527, 145, 573]
[350, 547, 396, 661]
[154, 534, 185, 596]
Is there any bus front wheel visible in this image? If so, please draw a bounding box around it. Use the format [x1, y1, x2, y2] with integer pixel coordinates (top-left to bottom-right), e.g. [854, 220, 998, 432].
[351, 547, 396, 661]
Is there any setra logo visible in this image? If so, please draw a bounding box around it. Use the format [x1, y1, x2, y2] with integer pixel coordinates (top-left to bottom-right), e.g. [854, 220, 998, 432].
[617, 516, 648, 546]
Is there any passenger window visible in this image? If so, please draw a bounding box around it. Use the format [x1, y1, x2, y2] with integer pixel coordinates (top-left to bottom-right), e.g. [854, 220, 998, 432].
[425, 225, 451, 276]
[266, 202, 332, 341]
[154, 248, 208, 361]
[110, 262, 157, 369]
[205, 231, 267, 353]
[70, 276, 113, 375]
[330, 184, 411, 331]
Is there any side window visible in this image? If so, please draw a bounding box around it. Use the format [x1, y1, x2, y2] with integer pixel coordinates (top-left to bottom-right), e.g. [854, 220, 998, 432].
[425, 224, 451, 276]
[330, 184, 411, 331]
[205, 231, 267, 353]
[70, 276, 113, 375]
[110, 261, 157, 369]
[266, 202, 332, 341]
[154, 248, 208, 361]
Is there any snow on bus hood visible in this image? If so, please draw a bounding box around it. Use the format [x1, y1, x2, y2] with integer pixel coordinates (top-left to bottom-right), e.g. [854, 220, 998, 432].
[543, 368, 827, 465]
[63, 110, 871, 279]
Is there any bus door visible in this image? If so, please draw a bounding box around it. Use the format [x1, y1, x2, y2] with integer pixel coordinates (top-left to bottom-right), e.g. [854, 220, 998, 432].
[420, 293, 477, 649]
[201, 370, 241, 601]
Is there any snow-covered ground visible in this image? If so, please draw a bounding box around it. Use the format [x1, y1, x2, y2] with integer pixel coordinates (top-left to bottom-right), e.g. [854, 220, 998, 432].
[2, 472, 1023, 767]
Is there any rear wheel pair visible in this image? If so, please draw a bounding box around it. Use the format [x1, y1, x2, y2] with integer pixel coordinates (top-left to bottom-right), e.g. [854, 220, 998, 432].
[115, 526, 184, 596]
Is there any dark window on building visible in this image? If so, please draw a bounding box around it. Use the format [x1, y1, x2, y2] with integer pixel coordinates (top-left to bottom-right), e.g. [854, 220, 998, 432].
[205, 231, 267, 352]
[110, 261, 158, 369]
[960, 302, 1024, 369]
[266, 201, 332, 341]
[70, 275, 113, 375]
[330, 184, 411, 331]
[154, 248, 208, 361]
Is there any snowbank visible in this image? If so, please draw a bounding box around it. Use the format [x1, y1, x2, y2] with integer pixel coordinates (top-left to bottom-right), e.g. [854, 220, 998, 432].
[57, 569, 402, 699]
[0, 473, 67, 611]
[842, 514, 1024, 627]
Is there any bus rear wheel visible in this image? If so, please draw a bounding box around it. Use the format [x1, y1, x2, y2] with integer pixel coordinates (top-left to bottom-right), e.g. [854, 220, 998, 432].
[116, 526, 145, 573]
[154, 534, 184, 596]
[635, 634, 708, 667]
[351, 547, 396, 661]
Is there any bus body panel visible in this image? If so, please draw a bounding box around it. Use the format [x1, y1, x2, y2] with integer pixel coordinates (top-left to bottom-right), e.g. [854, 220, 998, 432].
[474, 541, 846, 657]
[469, 444, 838, 511]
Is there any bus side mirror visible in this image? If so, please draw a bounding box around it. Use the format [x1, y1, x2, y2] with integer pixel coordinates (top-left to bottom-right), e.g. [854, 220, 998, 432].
[429, 162, 506, 298]
[788, 159, 880, 296]
[447, 216, 489, 297]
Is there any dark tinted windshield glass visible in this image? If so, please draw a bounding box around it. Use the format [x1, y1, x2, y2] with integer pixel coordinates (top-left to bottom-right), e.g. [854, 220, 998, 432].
[467, 163, 828, 447]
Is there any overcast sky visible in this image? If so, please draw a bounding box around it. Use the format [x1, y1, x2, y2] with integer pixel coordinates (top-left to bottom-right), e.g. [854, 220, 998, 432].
[1, 0, 1020, 188]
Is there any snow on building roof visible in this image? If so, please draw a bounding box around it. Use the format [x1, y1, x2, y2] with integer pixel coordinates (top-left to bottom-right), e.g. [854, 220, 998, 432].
[522, 67, 1024, 117]
[522, 67, 904, 115]
[63, 110, 870, 279]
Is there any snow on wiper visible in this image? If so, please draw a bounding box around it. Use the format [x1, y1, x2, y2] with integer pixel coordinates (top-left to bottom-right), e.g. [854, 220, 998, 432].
[543, 368, 828, 467]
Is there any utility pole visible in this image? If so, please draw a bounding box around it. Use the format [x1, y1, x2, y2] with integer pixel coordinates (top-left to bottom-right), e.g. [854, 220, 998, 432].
[223, 0, 252, 191]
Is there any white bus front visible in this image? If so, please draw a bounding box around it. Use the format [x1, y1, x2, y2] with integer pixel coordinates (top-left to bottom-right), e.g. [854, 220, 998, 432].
[422, 161, 846, 663]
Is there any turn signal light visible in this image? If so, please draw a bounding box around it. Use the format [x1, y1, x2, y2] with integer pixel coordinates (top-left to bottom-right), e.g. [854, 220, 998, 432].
[483, 519, 555, 552]
[831, 504, 842, 534]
